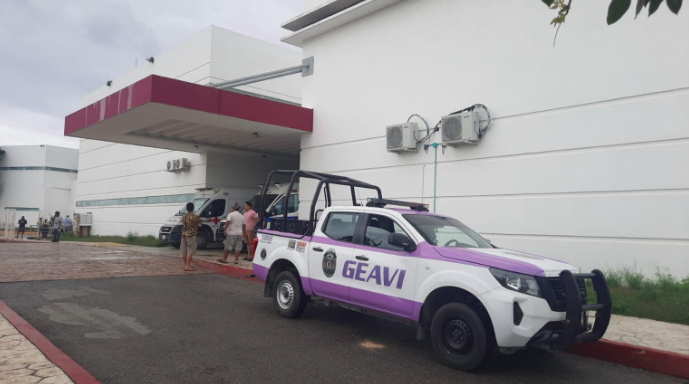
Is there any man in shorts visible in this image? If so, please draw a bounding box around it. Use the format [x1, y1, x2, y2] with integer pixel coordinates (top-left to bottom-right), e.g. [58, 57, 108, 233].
[217, 205, 245, 264]
[243, 201, 259, 261]
[16, 216, 27, 239]
[181, 202, 202, 272]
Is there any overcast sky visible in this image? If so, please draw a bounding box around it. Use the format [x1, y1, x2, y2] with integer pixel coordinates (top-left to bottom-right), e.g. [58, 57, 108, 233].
[0, 0, 304, 149]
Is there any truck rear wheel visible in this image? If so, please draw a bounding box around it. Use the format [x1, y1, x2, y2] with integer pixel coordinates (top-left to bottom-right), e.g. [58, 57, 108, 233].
[430, 303, 491, 371]
[272, 271, 307, 318]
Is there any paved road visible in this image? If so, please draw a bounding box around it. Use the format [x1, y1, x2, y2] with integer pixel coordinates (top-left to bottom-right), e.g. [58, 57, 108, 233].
[0, 274, 683, 384]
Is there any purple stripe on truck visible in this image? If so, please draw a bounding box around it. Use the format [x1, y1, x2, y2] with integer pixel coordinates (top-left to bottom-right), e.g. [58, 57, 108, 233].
[253, 263, 314, 296]
[258, 229, 311, 240]
[312, 236, 544, 276]
[253, 263, 269, 282]
[308, 278, 420, 321]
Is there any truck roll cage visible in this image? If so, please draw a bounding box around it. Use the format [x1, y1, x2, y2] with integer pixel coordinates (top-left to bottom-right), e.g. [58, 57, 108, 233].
[258, 170, 383, 236]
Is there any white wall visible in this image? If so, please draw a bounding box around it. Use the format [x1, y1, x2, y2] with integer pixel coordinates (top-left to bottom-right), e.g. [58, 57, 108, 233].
[298, 0, 689, 277]
[74, 26, 303, 237]
[210, 26, 302, 104]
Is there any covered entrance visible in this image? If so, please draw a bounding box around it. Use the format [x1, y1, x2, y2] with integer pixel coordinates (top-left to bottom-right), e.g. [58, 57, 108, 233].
[64, 75, 313, 156]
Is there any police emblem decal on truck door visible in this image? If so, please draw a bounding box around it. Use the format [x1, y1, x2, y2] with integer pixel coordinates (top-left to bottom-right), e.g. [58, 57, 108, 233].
[322, 250, 337, 278]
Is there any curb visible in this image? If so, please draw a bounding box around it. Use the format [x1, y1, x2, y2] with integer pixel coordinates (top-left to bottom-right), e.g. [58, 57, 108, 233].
[195, 260, 689, 380]
[567, 339, 689, 379]
[191, 259, 262, 282]
[0, 299, 101, 384]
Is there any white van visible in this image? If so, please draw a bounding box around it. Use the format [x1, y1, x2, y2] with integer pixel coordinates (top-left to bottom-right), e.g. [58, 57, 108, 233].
[158, 188, 248, 249]
[160, 183, 299, 249]
[216, 183, 300, 243]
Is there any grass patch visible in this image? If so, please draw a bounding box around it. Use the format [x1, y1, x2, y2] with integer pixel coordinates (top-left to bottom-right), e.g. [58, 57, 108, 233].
[60, 231, 165, 247]
[587, 268, 689, 326]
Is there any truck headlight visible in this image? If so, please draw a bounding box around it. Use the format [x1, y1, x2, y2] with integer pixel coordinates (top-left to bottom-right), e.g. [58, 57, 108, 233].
[490, 268, 541, 297]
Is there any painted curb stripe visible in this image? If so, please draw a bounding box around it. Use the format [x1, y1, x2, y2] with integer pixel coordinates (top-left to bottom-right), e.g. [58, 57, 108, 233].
[0, 299, 101, 384]
[567, 339, 689, 380]
[191, 259, 263, 282]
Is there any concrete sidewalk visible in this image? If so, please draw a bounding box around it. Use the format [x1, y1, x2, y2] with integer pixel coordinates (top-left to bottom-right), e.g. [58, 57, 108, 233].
[0, 313, 74, 384]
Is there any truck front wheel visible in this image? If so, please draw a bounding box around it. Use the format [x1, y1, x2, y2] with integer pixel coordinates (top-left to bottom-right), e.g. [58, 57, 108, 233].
[430, 303, 491, 371]
[272, 271, 307, 318]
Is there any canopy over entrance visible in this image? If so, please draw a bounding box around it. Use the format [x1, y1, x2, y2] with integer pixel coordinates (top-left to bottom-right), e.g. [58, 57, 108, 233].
[64, 75, 313, 156]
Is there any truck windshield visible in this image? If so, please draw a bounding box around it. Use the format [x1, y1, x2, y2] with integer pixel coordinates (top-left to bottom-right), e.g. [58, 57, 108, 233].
[176, 198, 209, 215]
[403, 214, 492, 249]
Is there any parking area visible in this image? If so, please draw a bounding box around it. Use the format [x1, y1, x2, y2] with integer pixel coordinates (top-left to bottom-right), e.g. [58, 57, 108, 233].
[0, 243, 685, 383]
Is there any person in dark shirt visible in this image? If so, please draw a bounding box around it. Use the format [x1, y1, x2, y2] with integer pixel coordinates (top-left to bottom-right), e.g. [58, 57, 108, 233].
[16, 216, 28, 239]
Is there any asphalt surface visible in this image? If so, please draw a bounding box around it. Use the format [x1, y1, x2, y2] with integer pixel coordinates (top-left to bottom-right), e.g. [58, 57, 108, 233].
[0, 274, 684, 384]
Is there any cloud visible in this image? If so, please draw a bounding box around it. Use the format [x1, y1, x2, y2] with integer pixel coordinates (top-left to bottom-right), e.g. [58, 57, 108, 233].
[0, 0, 304, 148]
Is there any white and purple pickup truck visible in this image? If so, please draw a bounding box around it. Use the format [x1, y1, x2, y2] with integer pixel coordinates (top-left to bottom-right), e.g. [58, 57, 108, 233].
[253, 171, 611, 371]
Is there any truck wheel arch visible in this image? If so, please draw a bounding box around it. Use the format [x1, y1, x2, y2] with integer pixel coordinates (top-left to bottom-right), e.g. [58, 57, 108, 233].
[263, 259, 311, 298]
[418, 286, 496, 346]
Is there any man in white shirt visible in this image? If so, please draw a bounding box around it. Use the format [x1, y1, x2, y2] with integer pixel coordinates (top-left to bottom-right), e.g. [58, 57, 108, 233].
[217, 205, 245, 264]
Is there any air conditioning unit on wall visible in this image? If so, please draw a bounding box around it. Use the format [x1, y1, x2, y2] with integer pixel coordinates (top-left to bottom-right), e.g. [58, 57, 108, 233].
[386, 123, 418, 152]
[441, 111, 480, 146]
[167, 158, 190, 172]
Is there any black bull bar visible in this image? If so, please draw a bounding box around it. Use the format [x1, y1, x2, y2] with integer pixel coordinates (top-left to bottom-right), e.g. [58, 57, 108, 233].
[556, 269, 612, 349]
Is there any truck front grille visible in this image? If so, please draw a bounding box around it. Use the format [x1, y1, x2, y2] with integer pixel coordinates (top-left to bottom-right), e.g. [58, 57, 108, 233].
[547, 277, 587, 305]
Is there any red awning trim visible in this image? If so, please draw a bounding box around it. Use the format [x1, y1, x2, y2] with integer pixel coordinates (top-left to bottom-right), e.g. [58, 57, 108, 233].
[64, 75, 312, 136]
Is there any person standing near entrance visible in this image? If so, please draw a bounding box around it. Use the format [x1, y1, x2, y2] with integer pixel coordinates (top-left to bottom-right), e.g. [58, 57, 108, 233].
[63, 215, 74, 233]
[217, 205, 245, 264]
[181, 202, 202, 272]
[52, 212, 63, 242]
[16, 216, 27, 239]
[243, 201, 258, 261]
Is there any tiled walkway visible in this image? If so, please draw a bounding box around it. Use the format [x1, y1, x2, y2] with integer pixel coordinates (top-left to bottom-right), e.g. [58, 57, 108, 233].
[603, 315, 689, 356]
[0, 242, 209, 283]
[0, 313, 73, 384]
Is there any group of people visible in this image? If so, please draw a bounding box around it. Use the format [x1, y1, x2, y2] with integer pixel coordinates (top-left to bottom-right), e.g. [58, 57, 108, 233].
[179, 201, 258, 272]
[14, 212, 73, 241]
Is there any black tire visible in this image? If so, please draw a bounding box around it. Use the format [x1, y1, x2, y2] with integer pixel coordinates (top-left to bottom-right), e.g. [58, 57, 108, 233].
[272, 271, 308, 318]
[430, 303, 491, 371]
[171, 243, 181, 249]
[196, 232, 209, 250]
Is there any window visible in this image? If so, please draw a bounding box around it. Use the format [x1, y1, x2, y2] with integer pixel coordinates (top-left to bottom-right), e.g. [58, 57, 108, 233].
[364, 215, 410, 252]
[201, 199, 226, 218]
[323, 212, 360, 243]
[250, 194, 278, 214]
[271, 194, 299, 216]
[404, 214, 492, 249]
[176, 198, 208, 215]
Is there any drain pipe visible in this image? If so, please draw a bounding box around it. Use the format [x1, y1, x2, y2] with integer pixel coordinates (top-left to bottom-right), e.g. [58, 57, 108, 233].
[432, 143, 439, 213]
[212, 57, 314, 90]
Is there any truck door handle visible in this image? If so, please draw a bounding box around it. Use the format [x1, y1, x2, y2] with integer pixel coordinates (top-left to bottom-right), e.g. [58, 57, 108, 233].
[312, 247, 324, 252]
[355, 255, 369, 261]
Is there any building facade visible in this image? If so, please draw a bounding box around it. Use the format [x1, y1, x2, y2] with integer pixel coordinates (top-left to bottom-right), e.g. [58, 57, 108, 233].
[289, 0, 689, 277]
[65, 2, 689, 277]
[74, 26, 300, 237]
[0, 145, 78, 227]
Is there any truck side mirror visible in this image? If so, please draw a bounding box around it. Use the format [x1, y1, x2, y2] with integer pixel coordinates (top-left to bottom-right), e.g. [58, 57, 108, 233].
[388, 233, 417, 252]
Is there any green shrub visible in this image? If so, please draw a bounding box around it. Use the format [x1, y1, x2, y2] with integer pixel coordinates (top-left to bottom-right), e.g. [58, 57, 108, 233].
[622, 266, 645, 290]
[126, 231, 138, 242]
[605, 270, 623, 288]
[654, 269, 681, 294]
[611, 300, 630, 315]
